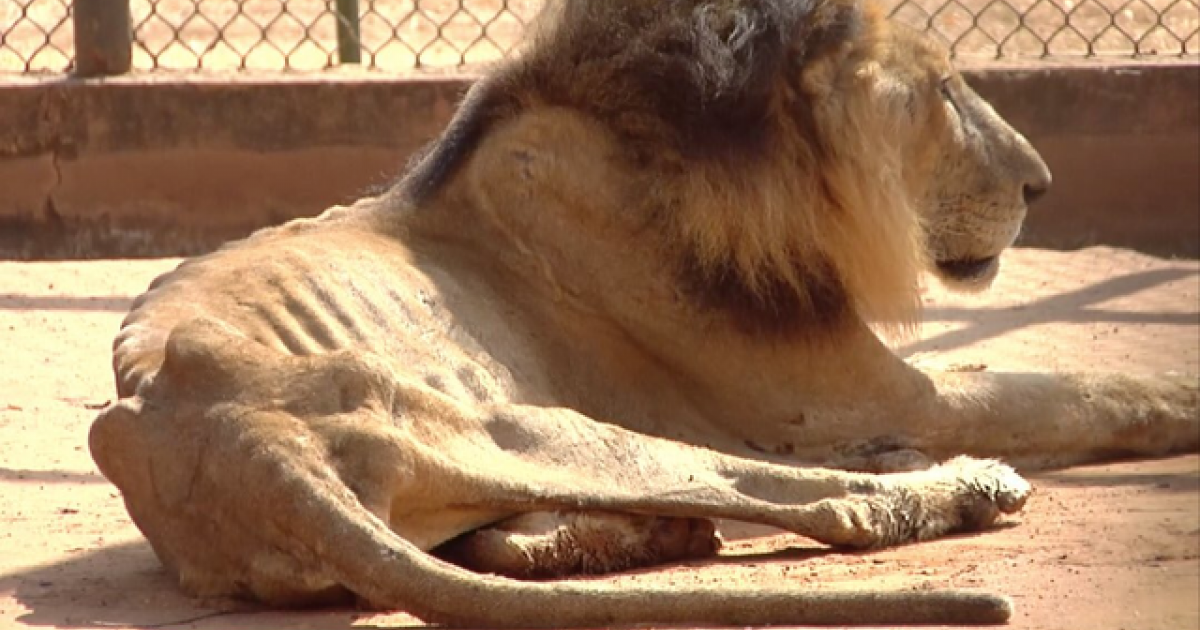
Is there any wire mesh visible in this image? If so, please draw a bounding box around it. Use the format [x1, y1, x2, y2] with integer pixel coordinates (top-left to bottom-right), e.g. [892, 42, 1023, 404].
[3, 0, 1198, 74]
[2, 0, 74, 72]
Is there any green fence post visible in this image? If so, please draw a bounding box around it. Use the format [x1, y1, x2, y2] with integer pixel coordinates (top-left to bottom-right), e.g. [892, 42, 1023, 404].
[336, 0, 362, 64]
[72, 0, 133, 76]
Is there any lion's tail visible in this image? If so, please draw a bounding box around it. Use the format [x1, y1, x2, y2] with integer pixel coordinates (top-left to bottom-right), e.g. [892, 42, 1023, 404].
[297, 464, 1014, 626]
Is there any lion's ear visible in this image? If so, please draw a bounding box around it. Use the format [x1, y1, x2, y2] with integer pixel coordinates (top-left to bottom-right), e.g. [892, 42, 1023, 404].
[395, 74, 517, 205]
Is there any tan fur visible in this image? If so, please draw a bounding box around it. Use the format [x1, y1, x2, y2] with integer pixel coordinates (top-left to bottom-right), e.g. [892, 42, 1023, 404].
[90, 0, 1196, 627]
[435, 512, 723, 579]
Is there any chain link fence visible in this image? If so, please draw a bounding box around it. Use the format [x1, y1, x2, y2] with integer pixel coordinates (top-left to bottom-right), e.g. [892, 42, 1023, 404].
[3, 0, 1198, 73]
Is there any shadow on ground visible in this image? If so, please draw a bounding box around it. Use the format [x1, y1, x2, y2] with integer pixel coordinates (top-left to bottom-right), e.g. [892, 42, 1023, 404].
[2, 541, 366, 630]
[899, 267, 1199, 357]
[1037, 465, 1200, 493]
[0, 294, 135, 313]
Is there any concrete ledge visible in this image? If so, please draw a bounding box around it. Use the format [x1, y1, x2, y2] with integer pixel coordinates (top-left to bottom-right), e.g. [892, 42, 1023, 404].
[0, 64, 1196, 258]
[964, 62, 1199, 258]
[0, 75, 466, 257]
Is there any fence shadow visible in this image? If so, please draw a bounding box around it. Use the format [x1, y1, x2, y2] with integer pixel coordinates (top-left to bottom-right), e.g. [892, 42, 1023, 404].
[0, 467, 107, 484]
[0, 294, 134, 313]
[899, 267, 1199, 358]
[1035, 467, 1200, 493]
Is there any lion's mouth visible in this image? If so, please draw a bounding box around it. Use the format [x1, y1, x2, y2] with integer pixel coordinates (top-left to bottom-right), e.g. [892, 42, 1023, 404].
[935, 256, 999, 281]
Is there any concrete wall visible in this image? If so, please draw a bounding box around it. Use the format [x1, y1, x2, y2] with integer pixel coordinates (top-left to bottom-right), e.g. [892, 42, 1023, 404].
[967, 62, 1198, 258]
[0, 63, 1196, 258]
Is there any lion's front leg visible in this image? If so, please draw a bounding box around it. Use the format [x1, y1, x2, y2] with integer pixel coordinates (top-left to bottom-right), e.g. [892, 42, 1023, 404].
[737, 325, 1196, 472]
[908, 370, 1199, 469]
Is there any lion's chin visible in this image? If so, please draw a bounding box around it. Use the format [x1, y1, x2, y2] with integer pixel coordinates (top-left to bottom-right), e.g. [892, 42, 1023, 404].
[933, 255, 1001, 292]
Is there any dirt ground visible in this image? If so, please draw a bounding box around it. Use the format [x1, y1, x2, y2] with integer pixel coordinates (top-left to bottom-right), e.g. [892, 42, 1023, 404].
[0, 245, 1197, 630]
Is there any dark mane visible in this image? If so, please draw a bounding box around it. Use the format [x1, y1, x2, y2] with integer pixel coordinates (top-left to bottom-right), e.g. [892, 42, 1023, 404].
[393, 0, 885, 336]
[520, 0, 814, 160]
[394, 0, 857, 205]
[680, 249, 851, 337]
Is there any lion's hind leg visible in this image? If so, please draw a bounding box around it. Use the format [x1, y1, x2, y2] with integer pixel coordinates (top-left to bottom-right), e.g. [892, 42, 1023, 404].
[471, 404, 1032, 551]
[435, 511, 721, 578]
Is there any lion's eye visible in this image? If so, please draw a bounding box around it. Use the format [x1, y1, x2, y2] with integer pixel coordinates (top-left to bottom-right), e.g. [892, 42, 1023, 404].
[939, 77, 960, 114]
[938, 77, 953, 100]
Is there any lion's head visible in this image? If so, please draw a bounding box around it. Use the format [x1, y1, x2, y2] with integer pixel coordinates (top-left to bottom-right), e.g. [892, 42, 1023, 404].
[877, 25, 1053, 292]
[400, 0, 1052, 333]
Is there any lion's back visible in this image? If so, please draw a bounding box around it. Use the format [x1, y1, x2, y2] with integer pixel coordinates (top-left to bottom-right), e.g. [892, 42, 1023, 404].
[111, 204, 523, 408]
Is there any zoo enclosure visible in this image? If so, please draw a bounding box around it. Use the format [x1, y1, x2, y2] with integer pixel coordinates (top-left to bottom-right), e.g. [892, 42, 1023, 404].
[2, 0, 1198, 75]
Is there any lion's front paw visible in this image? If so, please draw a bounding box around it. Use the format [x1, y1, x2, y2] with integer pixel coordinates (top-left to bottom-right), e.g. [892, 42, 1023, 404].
[1160, 373, 1199, 449]
[939, 456, 1032, 531]
[798, 458, 1032, 549]
[873, 456, 1032, 544]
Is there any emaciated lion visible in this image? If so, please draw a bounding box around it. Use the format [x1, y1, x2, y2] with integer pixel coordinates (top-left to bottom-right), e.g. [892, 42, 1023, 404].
[90, 0, 1198, 626]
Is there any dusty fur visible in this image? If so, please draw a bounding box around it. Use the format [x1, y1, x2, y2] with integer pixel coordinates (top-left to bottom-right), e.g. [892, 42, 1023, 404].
[90, 0, 1195, 628]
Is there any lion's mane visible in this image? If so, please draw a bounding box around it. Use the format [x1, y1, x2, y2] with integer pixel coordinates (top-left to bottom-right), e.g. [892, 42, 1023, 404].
[400, 0, 926, 335]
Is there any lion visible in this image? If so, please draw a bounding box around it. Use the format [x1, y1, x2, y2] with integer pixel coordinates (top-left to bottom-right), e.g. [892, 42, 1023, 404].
[88, 0, 1198, 626]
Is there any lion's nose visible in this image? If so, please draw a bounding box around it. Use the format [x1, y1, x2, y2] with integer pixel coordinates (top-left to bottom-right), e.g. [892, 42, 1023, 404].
[1013, 134, 1052, 207]
[1023, 180, 1049, 206]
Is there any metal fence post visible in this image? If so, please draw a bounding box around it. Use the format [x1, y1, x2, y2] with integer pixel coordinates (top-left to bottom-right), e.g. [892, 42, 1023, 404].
[73, 0, 132, 77]
[335, 0, 362, 64]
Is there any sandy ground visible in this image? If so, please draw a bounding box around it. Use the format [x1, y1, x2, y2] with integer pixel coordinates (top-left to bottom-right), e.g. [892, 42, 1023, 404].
[0, 245, 1197, 629]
